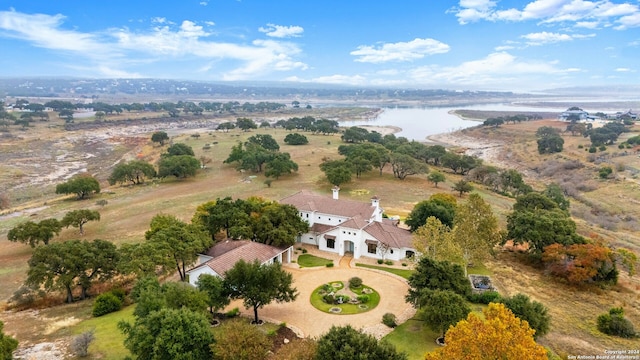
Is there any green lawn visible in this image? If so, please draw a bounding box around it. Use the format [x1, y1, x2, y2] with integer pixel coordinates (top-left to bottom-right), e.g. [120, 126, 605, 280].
[309, 281, 380, 314]
[355, 263, 414, 280]
[467, 262, 492, 275]
[383, 318, 440, 359]
[297, 254, 333, 268]
[69, 305, 135, 359]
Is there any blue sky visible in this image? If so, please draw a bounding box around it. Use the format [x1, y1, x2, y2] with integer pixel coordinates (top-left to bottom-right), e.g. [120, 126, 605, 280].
[0, 0, 639, 91]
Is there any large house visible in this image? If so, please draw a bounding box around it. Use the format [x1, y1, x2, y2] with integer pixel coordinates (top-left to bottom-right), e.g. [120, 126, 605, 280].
[280, 188, 416, 261]
[186, 240, 293, 286]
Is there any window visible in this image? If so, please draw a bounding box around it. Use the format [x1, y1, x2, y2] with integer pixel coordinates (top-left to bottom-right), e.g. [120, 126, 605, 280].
[327, 238, 335, 249]
[390, 249, 394, 254]
[306, 214, 309, 218]
[367, 243, 377, 254]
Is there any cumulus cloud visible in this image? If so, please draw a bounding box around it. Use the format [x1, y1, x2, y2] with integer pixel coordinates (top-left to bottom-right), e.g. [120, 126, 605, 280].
[0, 10, 307, 80]
[408, 51, 571, 88]
[311, 74, 366, 85]
[351, 38, 450, 63]
[258, 23, 304, 38]
[521, 31, 595, 45]
[454, 0, 640, 29]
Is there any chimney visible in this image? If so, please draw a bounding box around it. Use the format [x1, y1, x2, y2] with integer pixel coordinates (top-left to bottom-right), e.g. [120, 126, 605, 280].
[371, 195, 382, 222]
[332, 186, 340, 200]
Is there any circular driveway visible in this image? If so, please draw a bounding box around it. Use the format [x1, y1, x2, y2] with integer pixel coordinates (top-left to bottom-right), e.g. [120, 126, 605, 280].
[232, 257, 415, 339]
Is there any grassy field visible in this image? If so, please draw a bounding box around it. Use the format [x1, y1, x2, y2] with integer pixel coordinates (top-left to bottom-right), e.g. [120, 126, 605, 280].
[383, 318, 440, 359]
[0, 113, 639, 357]
[69, 305, 135, 360]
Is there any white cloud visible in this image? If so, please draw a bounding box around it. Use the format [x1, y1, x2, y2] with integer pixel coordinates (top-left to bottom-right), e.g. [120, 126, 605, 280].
[0, 11, 109, 54]
[575, 21, 600, 28]
[311, 74, 367, 85]
[258, 23, 303, 38]
[200, 1, 208, 6]
[152, 17, 167, 24]
[494, 45, 515, 51]
[408, 51, 570, 88]
[454, 0, 640, 30]
[351, 38, 450, 63]
[615, 12, 640, 29]
[0, 10, 307, 80]
[520, 31, 594, 45]
[204, 21, 215, 26]
[615, 67, 634, 72]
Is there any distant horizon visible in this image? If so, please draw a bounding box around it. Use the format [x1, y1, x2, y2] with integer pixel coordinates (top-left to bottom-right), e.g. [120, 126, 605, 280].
[1, 1, 639, 92]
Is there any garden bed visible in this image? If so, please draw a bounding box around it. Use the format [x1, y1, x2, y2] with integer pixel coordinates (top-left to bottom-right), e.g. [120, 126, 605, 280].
[310, 280, 380, 314]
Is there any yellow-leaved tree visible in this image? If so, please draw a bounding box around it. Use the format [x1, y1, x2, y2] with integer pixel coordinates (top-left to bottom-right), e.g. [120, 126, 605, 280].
[424, 303, 547, 360]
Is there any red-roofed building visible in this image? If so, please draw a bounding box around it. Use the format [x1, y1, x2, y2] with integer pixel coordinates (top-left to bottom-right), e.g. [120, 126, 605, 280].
[186, 240, 293, 286]
[280, 188, 416, 261]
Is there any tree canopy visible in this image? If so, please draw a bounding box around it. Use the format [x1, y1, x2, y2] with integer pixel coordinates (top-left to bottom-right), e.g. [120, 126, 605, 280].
[223, 260, 297, 323]
[119, 307, 214, 360]
[315, 325, 407, 360]
[499, 293, 551, 339]
[192, 197, 308, 246]
[165, 143, 195, 157]
[422, 290, 471, 337]
[196, 274, 230, 314]
[61, 209, 100, 236]
[56, 174, 100, 199]
[405, 194, 457, 231]
[144, 214, 212, 281]
[320, 159, 352, 186]
[8, 218, 62, 247]
[424, 303, 548, 360]
[284, 132, 309, 145]
[0, 321, 19, 360]
[26, 239, 118, 302]
[157, 155, 200, 178]
[151, 131, 169, 146]
[406, 257, 471, 306]
[108, 160, 157, 185]
[212, 319, 272, 360]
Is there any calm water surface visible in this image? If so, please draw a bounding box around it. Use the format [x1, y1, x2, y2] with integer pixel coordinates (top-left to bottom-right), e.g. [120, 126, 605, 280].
[339, 103, 575, 141]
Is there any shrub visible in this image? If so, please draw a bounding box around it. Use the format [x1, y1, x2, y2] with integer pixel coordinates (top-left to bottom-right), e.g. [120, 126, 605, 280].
[597, 307, 636, 338]
[302, 249, 308, 254]
[468, 291, 501, 304]
[9, 285, 44, 309]
[377, 259, 384, 264]
[225, 307, 240, 318]
[110, 288, 127, 302]
[71, 330, 95, 357]
[357, 295, 370, 304]
[335, 295, 350, 304]
[599, 166, 613, 179]
[589, 146, 597, 153]
[402, 263, 408, 267]
[599, 145, 607, 151]
[382, 313, 397, 328]
[92, 292, 123, 317]
[322, 284, 333, 292]
[578, 144, 584, 149]
[384, 260, 393, 265]
[323, 294, 335, 304]
[349, 277, 363, 288]
[326, 262, 334, 267]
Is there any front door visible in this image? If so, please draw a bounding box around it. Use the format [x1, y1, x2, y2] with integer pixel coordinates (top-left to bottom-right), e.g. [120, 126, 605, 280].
[345, 240, 354, 254]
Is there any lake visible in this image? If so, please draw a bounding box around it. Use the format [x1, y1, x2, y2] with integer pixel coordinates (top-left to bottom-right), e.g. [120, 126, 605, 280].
[339, 103, 572, 141]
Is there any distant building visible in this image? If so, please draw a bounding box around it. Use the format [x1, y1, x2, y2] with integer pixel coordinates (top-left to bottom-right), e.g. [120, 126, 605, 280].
[558, 109, 589, 121]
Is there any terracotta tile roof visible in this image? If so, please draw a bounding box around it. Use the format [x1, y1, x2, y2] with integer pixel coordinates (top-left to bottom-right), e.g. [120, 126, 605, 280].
[280, 190, 375, 219]
[363, 219, 413, 249]
[192, 240, 289, 277]
[309, 223, 335, 234]
[339, 215, 370, 230]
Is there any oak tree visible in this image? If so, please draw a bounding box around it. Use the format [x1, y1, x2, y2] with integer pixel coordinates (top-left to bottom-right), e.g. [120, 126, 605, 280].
[61, 209, 100, 236]
[223, 260, 297, 323]
[56, 174, 100, 199]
